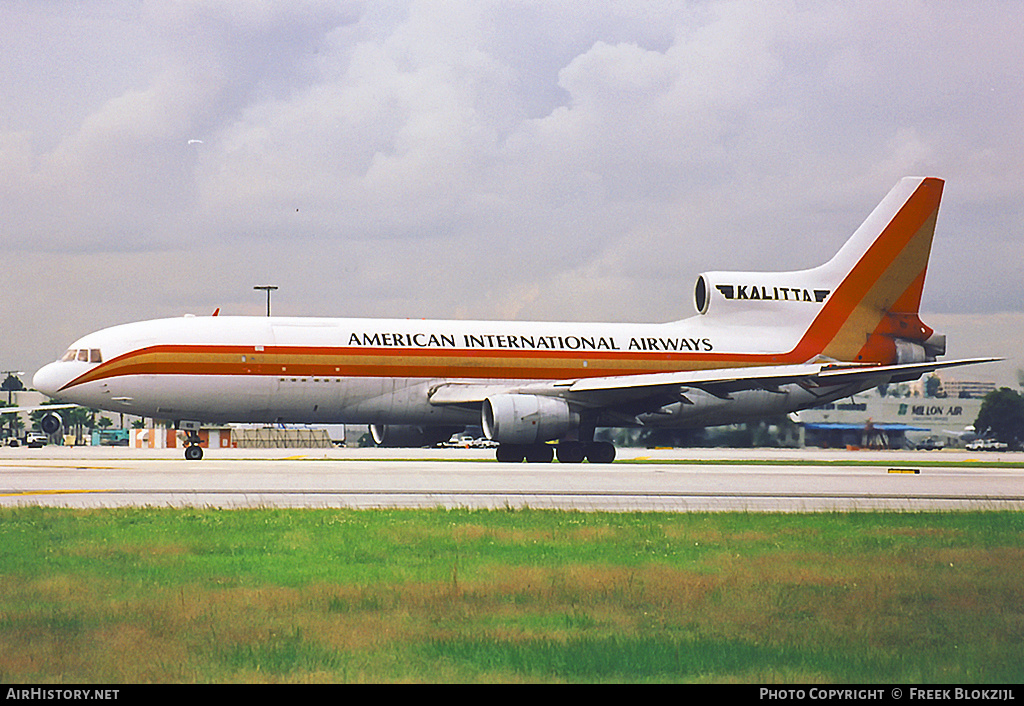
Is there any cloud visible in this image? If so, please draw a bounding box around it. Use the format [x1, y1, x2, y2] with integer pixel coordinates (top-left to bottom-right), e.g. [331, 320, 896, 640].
[2, 0, 1022, 381]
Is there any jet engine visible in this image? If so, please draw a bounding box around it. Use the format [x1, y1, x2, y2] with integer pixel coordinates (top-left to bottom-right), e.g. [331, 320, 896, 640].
[40, 412, 63, 436]
[369, 424, 460, 448]
[888, 334, 947, 379]
[694, 271, 832, 317]
[481, 394, 578, 445]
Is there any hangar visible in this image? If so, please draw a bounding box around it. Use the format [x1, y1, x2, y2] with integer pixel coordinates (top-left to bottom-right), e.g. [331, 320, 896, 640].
[796, 394, 983, 449]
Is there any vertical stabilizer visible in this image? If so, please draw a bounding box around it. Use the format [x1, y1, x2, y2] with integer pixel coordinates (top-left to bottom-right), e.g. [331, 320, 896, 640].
[693, 177, 945, 365]
[798, 176, 944, 364]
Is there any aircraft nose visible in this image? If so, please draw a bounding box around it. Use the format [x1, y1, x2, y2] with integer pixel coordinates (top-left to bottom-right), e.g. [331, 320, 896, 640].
[33, 362, 67, 398]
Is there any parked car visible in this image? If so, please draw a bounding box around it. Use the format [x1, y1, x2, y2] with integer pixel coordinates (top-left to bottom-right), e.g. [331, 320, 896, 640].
[915, 436, 945, 451]
[443, 434, 477, 447]
[966, 438, 1008, 451]
[24, 432, 48, 448]
[443, 434, 498, 448]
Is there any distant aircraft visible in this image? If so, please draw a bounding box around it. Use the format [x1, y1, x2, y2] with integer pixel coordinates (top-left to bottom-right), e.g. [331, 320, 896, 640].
[33, 177, 995, 461]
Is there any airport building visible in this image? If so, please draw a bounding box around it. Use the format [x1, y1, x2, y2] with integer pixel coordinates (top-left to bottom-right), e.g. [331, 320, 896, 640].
[131, 425, 338, 449]
[937, 378, 997, 399]
[796, 393, 983, 449]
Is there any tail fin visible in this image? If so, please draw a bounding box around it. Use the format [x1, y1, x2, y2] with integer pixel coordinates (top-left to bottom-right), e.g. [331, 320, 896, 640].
[800, 176, 944, 364]
[693, 177, 945, 365]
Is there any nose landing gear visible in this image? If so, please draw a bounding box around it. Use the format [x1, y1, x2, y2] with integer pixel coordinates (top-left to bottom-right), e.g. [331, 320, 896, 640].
[184, 440, 203, 463]
[178, 421, 205, 460]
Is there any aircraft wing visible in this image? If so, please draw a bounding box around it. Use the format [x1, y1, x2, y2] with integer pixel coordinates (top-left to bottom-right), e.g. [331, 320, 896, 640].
[0, 403, 79, 415]
[427, 358, 1000, 410]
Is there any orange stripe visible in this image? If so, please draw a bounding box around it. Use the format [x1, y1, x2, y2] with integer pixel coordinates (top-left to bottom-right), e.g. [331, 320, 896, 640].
[790, 178, 942, 364]
[62, 343, 788, 390]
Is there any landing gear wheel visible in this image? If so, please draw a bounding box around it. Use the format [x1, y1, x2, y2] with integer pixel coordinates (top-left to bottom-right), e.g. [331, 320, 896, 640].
[556, 441, 586, 464]
[585, 441, 616, 464]
[184, 445, 204, 461]
[495, 444, 526, 463]
[525, 444, 554, 463]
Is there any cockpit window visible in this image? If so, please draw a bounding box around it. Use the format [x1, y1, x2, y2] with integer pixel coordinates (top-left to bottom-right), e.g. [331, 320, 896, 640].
[61, 349, 102, 363]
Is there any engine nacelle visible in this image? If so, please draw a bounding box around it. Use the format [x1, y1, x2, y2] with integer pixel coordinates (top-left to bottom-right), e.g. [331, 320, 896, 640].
[694, 271, 831, 319]
[482, 394, 578, 445]
[922, 333, 946, 358]
[40, 412, 63, 436]
[895, 338, 927, 364]
[369, 424, 459, 448]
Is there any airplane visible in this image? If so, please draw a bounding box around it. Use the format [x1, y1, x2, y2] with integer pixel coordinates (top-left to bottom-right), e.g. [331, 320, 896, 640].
[32, 176, 996, 461]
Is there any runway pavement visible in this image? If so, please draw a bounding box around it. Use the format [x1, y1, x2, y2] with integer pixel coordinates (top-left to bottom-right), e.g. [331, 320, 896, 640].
[1, 445, 1022, 512]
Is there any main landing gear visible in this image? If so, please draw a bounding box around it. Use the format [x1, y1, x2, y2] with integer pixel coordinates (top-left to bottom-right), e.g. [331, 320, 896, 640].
[495, 441, 616, 464]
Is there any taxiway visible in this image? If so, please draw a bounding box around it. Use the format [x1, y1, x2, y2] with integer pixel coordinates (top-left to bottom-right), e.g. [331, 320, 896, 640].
[1, 446, 1022, 511]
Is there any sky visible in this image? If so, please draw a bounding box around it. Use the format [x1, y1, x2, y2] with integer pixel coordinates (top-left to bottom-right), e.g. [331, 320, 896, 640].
[2, 0, 1022, 388]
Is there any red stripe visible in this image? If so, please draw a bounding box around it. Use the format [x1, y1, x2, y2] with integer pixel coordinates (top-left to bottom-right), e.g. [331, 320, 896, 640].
[62, 343, 792, 390]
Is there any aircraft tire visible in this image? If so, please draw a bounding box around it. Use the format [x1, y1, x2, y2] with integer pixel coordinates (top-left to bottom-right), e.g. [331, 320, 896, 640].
[525, 443, 554, 463]
[585, 441, 616, 464]
[556, 441, 585, 464]
[184, 445, 204, 461]
[495, 444, 526, 463]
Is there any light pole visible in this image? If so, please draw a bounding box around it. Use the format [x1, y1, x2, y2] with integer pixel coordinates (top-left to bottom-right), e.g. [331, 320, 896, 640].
[253, 286, 278, 317]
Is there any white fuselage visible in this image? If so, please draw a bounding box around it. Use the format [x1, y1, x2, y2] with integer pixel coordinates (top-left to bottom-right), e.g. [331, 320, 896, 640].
[32, 313, 867, 429]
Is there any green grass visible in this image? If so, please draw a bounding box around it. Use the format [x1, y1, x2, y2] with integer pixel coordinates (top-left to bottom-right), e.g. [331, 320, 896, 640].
[0, 507, 1022, 682]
